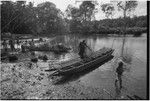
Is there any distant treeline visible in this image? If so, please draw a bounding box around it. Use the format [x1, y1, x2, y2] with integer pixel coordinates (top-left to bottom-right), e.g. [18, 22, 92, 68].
[98, 16, 147, 35]
[1, 1, 147, 36]
[69, 16, 147, 36]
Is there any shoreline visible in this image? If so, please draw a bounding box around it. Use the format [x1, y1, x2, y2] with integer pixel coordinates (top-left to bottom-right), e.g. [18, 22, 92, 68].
[1, 33, 147, 40]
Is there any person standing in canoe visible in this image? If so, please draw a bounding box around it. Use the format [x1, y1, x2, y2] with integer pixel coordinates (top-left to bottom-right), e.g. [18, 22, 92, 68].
[78, 40, 92, 59]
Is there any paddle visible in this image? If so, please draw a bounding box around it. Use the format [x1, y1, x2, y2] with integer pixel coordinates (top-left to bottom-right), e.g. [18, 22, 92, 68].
[85, 45, 94, 58]
[87, 45, 93, 52]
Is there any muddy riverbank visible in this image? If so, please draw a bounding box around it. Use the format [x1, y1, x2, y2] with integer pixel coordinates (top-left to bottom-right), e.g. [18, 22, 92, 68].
[0, 55, 104, 99]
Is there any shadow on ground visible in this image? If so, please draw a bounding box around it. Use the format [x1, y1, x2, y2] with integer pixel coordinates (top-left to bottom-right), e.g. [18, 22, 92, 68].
[52, 55, 114, 85]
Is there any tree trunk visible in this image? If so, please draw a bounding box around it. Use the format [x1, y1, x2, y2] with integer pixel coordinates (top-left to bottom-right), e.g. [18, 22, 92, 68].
[121, 9, 126, 57]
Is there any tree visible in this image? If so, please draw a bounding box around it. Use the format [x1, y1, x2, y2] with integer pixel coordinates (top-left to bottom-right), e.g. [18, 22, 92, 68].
[65, 5, 82, 33]
[79, 1, 97, 22]
[65, 1, 98, 33]
[12, 1, 37, 34]
[36, 1, 66, 34]
[1, 1, 36, 34]
[116, 1, 138, 56]
[101, 3, 115, 19]
[117, 1, 138, 18]
[1, 1, 15, 33]
[1, 1, 68, 35]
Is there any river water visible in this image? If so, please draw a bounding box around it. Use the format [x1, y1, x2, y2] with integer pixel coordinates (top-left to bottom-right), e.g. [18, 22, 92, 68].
[33, 34, 147, 99]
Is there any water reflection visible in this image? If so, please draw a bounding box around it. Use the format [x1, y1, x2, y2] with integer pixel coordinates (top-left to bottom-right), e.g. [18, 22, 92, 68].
[114, 79, 121, 99]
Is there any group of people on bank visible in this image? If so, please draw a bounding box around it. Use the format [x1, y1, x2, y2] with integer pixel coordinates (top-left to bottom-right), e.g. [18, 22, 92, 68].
[2, 39, 18, 52]
[1, 38, 36, 53]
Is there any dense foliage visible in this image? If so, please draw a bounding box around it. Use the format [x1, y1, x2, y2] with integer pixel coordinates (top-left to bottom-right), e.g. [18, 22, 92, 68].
[1, 1, 67, 35]
[71, 16, 147, 35]
[1, 1, 147, 36]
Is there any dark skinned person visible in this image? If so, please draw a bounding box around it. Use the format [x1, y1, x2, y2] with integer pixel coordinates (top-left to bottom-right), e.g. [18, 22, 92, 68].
[115, 60, 125, 89]
[2, 40, 7, 52]
[115, 59, 130, 89]
[78, 40, 92, 60]
[16, 39, 20, 48]
[9, 40, 15, 51]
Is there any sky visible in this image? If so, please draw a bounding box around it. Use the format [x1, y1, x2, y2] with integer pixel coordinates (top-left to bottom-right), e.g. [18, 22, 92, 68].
[8, 0, 147, 20]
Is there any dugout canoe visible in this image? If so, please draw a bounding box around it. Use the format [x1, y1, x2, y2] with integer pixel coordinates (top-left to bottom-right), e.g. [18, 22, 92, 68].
[51, 47, 114, 76]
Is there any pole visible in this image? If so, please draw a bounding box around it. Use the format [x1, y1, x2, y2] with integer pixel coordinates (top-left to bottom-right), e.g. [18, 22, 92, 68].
[111, 38, 116, 48]
[121, 8, 127, 57]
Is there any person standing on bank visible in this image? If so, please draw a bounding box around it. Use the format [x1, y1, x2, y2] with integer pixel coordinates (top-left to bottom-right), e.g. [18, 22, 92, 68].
[2, 40, 8, 52]
[21, 44, 25, 53]
[16, 39, 20, 49]
[9, 39, 15, 51]
[29, 39, 35, 47]
[115, 61, 124, 89]
[78, 40, 92, 59]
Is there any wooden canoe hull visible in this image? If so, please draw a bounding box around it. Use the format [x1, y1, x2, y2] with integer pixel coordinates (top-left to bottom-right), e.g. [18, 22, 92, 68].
[52, 49, 114, 76]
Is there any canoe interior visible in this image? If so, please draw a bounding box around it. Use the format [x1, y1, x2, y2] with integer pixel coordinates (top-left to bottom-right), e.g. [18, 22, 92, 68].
[61, 62, 82, 70]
